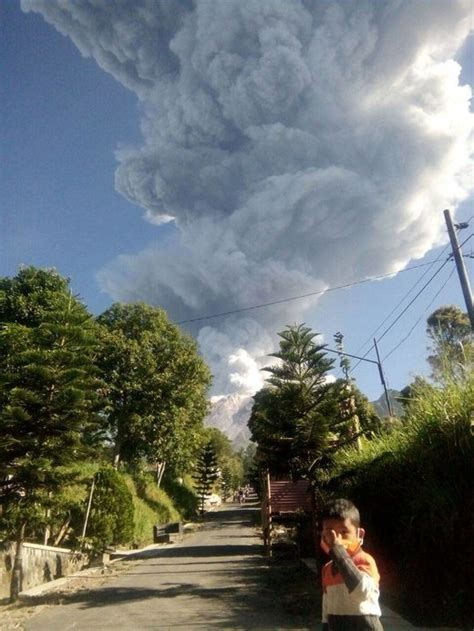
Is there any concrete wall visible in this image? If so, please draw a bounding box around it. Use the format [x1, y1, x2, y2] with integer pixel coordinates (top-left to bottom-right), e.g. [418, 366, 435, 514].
[0, 541, 88, 599]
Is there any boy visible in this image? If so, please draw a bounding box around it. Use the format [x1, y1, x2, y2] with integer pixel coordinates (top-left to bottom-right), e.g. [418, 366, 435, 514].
[320, 498, 383, 630]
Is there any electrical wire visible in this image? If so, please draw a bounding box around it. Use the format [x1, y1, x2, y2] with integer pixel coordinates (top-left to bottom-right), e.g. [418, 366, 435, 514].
[372, 257, 451, 346]
[382, 265, 457, 361]
[176, 258, 447, 325]
[350, 242, 451, 366]
[349, 232, 473, 372]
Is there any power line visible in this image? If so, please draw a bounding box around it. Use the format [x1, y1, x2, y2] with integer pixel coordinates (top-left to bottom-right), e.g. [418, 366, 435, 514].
[176, 258, 446, 325]
[374, 233, 473, 344]
[372, 257, 451, 346]
[382, 265, 457, 361]
[351, 242, 451, 365]
[350, 232, 473, 373]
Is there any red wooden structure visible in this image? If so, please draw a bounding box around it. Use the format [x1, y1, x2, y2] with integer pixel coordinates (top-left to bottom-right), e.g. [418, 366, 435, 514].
[261, 474, 313, 552]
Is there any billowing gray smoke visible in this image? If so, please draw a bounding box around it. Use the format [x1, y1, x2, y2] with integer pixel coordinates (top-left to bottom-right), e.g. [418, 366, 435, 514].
[23, 1, 473, 410]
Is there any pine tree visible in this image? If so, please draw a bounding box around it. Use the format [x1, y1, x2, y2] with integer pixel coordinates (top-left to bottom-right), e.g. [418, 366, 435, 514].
[193, 441, 219, 515]
[220, 466, 233, 501]
[0, 271, 102, 600]
[249, 323, 339, 477]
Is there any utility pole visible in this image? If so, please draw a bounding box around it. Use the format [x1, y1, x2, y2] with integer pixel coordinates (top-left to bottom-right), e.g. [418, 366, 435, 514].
[443, 209, 474, 331]
[325, 344, 394, 417]
[373, 338, 394, 417]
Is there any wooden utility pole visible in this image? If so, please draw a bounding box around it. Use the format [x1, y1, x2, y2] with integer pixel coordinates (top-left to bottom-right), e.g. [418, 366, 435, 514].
[444, 209, 474, 331]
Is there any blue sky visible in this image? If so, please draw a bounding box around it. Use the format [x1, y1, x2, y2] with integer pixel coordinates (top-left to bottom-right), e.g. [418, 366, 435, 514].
[1, 1, 171, 313]
[2, 2, 473, 401]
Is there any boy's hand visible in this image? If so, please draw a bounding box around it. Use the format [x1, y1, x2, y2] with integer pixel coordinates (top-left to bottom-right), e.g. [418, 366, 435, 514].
[322, 529, 343, 550]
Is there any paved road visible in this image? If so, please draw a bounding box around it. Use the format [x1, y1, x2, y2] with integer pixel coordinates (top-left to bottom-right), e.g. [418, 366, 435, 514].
[24, 503, 320, 630]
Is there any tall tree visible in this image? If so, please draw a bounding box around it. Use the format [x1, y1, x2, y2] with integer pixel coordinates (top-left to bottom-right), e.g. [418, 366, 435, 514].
[248, 324, 340, 477]
[96, 303, 211, 477]
[0, 268, 102, 600]
[0, 266, 71, 326]
[193, 441, 219, 515]
[426, 305, 473, 382]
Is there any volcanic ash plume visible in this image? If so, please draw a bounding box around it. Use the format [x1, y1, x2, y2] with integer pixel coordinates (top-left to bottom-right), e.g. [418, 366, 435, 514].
[22, 0, 474, 436]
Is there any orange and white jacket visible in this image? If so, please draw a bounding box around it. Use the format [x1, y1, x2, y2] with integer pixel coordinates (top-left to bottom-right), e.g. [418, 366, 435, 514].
[322, 544, 383, 630]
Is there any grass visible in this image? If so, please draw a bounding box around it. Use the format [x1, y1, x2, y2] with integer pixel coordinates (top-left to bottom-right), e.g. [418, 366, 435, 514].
[123, 474, 182, 547]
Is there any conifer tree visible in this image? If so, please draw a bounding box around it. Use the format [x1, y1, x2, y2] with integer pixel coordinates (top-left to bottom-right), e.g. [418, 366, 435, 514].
[0, 268, 103, 600]
[249, 323, 339, 477]
[193, 441, 219, 515]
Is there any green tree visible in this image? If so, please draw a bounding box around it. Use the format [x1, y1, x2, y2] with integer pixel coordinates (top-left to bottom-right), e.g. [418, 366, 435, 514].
[398, 376, 432, 411]
[333, 379, 382, 439]
[0, 266, 71, 325]
[248, 324, 340, 477]
[0, 268, 102, 600]
[220, 466, 234, 501]
[203, 427, 244, 495]
[96, 303, 211, 478]
[240, 442, 257, 481]
[426, 305, 473, 382]
[193, 441, 219, 515]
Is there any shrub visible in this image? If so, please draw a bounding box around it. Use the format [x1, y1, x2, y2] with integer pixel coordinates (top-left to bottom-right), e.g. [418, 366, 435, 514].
[85, 466, 134, 552]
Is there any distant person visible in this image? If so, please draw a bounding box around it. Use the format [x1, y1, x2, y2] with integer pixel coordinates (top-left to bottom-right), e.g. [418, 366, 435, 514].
[238, 488, 244, 504]
[319, 498, 383, 630]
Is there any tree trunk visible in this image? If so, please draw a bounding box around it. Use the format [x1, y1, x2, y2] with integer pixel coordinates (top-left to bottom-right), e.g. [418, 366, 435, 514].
[43, 492, 52, 545]
[155, 462, 166, 487]
[112, 440, 121, 469]
[353, 414, 362, 451]
[10, 521, 26, 602]
[43, 523, 50, 547]
[53, 517, 71, 546]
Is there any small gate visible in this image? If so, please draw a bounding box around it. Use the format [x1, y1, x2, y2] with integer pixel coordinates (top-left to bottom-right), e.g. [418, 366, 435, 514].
[261, 474, 314, 555]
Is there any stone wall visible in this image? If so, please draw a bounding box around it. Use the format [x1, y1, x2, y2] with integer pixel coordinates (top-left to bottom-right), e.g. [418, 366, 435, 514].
[0, 541, 88, 599]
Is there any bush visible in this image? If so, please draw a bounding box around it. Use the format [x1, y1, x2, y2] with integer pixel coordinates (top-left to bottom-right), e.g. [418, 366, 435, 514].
[85, 466, 134, 552]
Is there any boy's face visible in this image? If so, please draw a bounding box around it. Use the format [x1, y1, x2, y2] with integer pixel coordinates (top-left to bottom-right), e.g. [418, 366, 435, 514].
[321, 517, 365, 553]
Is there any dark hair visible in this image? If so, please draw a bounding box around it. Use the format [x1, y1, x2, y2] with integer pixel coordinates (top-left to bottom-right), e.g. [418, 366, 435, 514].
[319, 498, 360, 527]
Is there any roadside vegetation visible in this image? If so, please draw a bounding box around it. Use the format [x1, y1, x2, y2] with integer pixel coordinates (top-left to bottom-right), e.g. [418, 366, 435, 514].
[248, 310, 473, 626]
[322, 373, 473, 626]
[0, 267, 245, 601]
[2, 265, 471, 624]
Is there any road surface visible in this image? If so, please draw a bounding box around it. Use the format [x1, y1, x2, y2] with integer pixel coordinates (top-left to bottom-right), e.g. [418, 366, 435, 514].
[24, 503, 320, 630]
